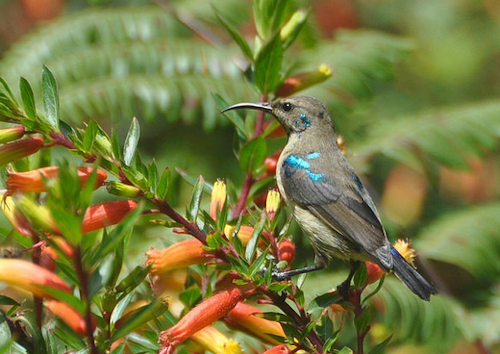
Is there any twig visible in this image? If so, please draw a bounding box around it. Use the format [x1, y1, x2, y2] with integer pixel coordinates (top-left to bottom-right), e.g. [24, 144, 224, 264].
[74, 247, 98, 354]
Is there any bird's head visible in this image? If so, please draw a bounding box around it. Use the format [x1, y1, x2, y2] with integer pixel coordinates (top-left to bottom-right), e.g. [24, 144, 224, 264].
[222, 96, 334, 136]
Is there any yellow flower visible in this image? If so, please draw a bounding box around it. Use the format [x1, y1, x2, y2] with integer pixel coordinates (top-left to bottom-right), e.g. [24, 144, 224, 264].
[223, 225, 255, 245]
[266, 190, 281, 221]
[191, 326, 242, 354]
[394, 239, 417, 267]
[210, 179, 227, 219]
[224, 302, 285, 345]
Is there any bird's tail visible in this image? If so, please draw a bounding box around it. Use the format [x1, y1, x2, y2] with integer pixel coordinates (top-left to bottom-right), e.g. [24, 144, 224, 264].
[390, 247, 437, 301]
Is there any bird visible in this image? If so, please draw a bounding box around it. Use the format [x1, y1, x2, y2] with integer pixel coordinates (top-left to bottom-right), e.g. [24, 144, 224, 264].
[222, 96, 437, 301]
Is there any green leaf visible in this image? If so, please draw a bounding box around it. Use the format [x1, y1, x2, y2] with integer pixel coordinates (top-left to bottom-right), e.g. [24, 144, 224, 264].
[115, 264, 151, 293]
[337, 347, 354, 354]
[111, 292, 134, 325]
[307, 291, 344, 314]
[83, 120, 98, 151]
[123, 117, 140, 166]
[0, 312, 11, 350]
[239, 137, 267, 173]
[214, 9, 253, 61]
[19, 77, 36, 121]
[367, 335, 392, 354]
[187, 176, 205, 221]
[42, 65, 59, 129]
[157, 167, 171, 200]
[51, 209, 82, 246]
[179, 286, 202, 308]
[110, 299, 168, 342]
[253, 0, 289, 39]
[111, 128, 122, 160]
[355, 309, 370, 333]
[35, 285, 85, 314]
[353, 262, 368, 288]
[245, 214, 266, 262]
[254, 34, 283, 93]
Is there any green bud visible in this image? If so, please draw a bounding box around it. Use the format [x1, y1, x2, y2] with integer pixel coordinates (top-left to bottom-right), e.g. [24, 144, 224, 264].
[14, 194, 59, 234]
[280, 10, 308, 48]
[0, 126, 25, 144]
[106, 181, 142, 198]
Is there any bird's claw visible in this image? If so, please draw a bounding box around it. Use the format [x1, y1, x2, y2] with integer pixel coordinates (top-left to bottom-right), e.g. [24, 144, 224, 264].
[260, 265, 291, 281]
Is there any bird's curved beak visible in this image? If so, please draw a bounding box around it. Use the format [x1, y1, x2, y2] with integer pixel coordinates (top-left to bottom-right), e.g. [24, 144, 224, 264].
[221, 102, 272, 114]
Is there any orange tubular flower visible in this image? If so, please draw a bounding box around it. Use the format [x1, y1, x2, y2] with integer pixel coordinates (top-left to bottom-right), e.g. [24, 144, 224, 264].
[81, 200, 138, 233]
[146, 239, 214, 275]
[45, 300, 87, 335]
[159, 287, 243, 354]
[191, 326, 242, 354]
[0, 137, 44, 166]
[6, 166, 107, 195]
[0, 259, 71, 298]
[224, 302, 286, 345]
[261, 345, 290, 354]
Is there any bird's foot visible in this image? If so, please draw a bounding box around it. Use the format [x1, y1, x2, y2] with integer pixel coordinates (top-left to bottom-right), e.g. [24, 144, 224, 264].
[260, 265, 292, 281]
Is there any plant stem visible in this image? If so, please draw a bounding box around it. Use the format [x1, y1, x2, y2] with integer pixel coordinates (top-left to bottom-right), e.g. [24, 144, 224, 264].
[353, 289, 369, 354]
[74, 246, 98, 354]
[233, 173, 253, 218]
[262, 286, 324, 353]
[153, 197, 207, 244]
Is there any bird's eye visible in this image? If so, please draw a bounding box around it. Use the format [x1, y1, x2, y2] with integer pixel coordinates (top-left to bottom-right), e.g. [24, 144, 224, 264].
[282, 102, 293, 112]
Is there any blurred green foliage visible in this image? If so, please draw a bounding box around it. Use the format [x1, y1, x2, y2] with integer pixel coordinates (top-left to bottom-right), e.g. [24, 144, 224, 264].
[0, 0, 499, 353]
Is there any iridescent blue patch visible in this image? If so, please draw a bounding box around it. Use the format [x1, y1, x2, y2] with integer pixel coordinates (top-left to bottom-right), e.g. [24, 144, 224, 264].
[306, 152, 320, 159]
[300, 113, 311, 128]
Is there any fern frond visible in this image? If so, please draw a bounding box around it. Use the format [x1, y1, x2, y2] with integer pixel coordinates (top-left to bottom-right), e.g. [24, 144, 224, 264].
[59, 75, 255, 129]
[0, 6, 414, 129]
[351, 100, 500, 171]
[376, 277, 460, 352]
[297, 30, 414, 113]
[413, 202, 500, 281]
[0, 6, 190, 85]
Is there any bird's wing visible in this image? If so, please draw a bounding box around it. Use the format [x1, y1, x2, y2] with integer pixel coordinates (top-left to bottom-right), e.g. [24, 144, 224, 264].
[281, 152, 391, 268]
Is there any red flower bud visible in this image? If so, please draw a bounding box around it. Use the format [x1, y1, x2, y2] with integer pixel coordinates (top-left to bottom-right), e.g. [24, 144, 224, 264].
[45, 300, 88, 335]
[260, 345, 290, 354]
[81, 200, 138, 233]
[0, 137, 44, 166]
[159, 287, 243, 354]
[278, 238, 295, 265]
[365, 261, 384, 285]
[6, 166, 107, 195]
